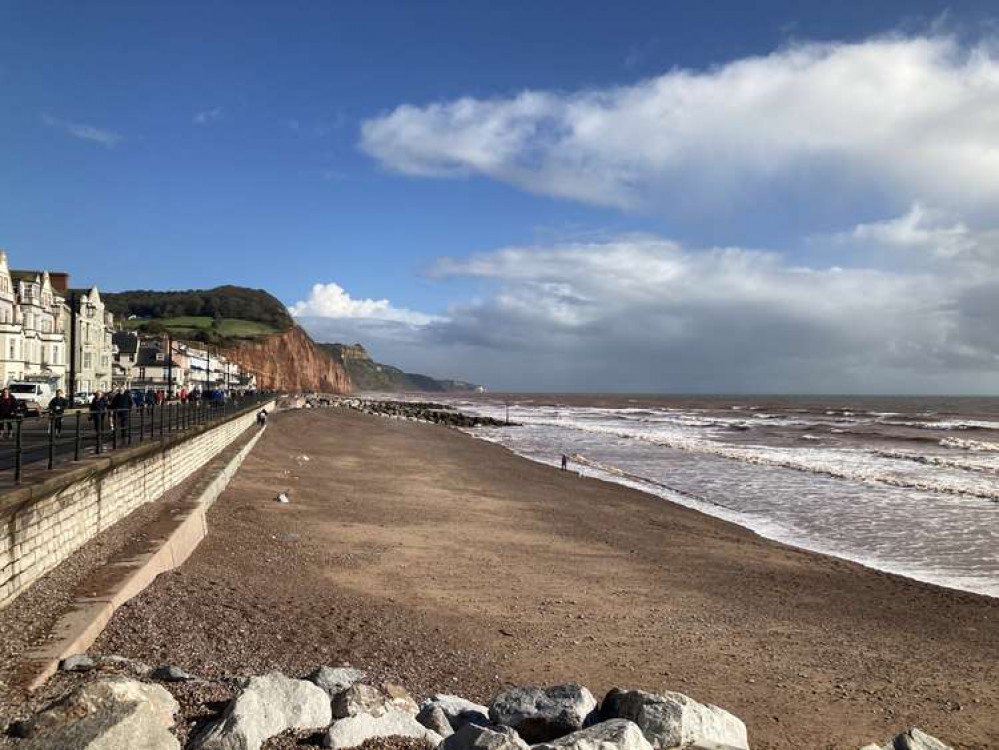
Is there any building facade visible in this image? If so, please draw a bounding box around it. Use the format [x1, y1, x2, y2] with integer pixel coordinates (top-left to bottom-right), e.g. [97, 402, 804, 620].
[64, 287, 115, 395]
[0, 252, 71, 389]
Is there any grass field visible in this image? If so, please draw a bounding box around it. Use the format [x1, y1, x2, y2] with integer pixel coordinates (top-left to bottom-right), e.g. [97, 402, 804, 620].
[123, 316, 278, 338]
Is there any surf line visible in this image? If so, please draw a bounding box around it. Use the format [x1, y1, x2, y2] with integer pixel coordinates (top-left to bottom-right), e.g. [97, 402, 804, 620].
[568, 453, 738, 512]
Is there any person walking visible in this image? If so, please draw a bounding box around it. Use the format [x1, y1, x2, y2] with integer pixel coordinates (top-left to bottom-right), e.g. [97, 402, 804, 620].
[110, 387, 133, 441]
[48, 388, 68, 437]
[89, 390, 108, 440]
[144, 388, 157, 410]
[179, 386, 188, 403]
[0, 388, 18, 438]
[561, 453, 569, 471]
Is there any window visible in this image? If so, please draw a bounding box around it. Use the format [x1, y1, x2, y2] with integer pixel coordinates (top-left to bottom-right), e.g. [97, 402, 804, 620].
[52, 344, 59, 364]
[7, 339, 13, 360]
[84, 352, 92, 369]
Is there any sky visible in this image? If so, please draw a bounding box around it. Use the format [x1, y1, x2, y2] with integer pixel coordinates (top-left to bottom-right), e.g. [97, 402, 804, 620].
[3, 1, 999, 393]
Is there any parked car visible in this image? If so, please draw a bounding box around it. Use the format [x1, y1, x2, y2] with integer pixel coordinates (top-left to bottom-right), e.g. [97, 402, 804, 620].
[7, 382, 55, 415]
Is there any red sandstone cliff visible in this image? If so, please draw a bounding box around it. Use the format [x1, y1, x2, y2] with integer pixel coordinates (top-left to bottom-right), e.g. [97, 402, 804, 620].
[221, 325, 352, 393]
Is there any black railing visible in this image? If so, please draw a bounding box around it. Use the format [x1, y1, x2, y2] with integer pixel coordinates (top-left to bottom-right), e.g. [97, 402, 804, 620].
[0, 393, 273, 486]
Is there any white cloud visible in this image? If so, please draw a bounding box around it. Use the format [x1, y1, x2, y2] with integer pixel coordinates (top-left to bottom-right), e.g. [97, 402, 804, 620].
[845, 203, 976, 258]
[299, 224, 999, 393]
[289, 282, 440, 325]
[193, 107, 224, 125]
[41, 114, 122, 147]
[360, 34, 999, 214]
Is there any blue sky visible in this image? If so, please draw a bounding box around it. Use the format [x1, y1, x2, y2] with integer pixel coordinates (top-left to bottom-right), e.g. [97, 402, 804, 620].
[4, 1, 999, 392]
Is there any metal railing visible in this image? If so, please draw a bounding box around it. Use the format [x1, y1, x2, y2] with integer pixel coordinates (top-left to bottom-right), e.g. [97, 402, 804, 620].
[0, 393, 274, 486]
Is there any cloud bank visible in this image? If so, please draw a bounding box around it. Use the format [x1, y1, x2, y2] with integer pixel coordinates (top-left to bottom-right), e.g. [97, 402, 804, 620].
[289, 282, 440, 325]
[360, 34, 999, 214]
[297, 210, 999, 393]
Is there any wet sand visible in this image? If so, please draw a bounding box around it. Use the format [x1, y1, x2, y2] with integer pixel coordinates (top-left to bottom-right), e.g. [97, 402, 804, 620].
[96, 408, 999, 750]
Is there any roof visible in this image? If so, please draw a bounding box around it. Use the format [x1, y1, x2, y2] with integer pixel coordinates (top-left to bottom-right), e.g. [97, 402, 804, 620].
[113, 331, 139, 354]
[10, 270, 42, 283]
[135, 347, 179, 368]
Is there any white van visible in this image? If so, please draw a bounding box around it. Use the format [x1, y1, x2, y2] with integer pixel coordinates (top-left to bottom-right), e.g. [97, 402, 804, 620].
[7, 382, 56, 415]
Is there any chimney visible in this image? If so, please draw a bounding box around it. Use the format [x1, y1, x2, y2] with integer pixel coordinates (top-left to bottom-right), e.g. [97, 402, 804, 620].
[49, 272, 70, 294]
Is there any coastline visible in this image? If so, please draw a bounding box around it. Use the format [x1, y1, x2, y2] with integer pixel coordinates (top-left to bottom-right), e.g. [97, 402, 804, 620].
[481, 439, 999, 600]
[90, 408, 998, 750]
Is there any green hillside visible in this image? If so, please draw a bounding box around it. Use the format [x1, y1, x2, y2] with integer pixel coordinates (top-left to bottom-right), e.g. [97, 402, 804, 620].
[105, 286, 291, 345]
[320, 343, 481, 393]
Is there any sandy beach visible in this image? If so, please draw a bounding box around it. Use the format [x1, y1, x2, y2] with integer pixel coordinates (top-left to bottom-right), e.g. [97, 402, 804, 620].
[94, 408, 999, 750]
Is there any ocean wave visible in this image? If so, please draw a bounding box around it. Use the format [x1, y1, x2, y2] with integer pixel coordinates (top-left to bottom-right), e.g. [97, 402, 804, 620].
[509, 415, 999, 501]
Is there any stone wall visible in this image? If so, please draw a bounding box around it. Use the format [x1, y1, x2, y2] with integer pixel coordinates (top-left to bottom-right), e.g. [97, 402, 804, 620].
[0, 400, 275, 609]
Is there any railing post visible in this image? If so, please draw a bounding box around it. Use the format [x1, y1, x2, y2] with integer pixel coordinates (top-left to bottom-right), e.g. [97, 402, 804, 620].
[74, 412, 81, 461]
[47, 415, 55, 470]
[112, 411, 118, 450]
[159, 404, 164, 438]
[138, 406, 145, 443]
[14, 417, 23, 484]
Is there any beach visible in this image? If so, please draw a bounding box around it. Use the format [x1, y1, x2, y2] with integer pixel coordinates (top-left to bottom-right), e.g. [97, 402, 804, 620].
[95, 408, 999, 750]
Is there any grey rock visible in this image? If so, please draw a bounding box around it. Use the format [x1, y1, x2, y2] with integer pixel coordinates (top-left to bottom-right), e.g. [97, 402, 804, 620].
[332, 683, 418, 719]
[323, 709, 443, 749]
[333, 684, 392, 719]
[878, 728, 953, 750]
[59, 653, 96, 672]
[308, 666, 367, 698]
[441, 723, 530, 750]
[189, 671, 332, 750]
[534, 719, 653, 750]
[423, 694, 491, 730]
[417, 704, 454, 737]
[151, 665, 197, 682]
[600, 689, 747, 750]
[383, 682, 420, 716]
[23, 676, 179, 750]
[490, 684, 597, 743]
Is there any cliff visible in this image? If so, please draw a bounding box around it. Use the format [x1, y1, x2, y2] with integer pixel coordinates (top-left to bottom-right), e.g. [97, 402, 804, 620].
[319, 342, 481, 393]
[222, 326, 351, 393]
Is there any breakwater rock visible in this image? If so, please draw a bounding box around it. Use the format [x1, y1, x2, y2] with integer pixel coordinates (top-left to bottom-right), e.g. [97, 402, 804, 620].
[7, 656, 955, 750]
[336, 399, 513, 428]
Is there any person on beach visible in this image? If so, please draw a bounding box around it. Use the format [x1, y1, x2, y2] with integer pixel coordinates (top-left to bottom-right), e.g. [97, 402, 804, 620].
[561, 453, 569, 471]
[48, 389, 68, 437]
[256, 408, 268, 426]
[0, 388, 17, 438]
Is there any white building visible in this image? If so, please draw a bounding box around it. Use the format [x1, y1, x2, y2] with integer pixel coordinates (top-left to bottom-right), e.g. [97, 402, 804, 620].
[64, 287, 115, 395]
[0, 252, 70, 389]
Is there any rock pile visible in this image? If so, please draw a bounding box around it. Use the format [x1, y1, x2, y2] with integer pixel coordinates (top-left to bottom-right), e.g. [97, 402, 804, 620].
[337, 399, 513, 428]
[6, 656, 956, 750]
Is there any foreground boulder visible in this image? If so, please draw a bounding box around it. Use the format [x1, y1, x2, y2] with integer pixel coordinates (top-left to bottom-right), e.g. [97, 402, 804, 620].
[23, 676, 179, 750]
[601, 689, 748, 750]
[308, 666, 367, 698]
[323, 709, 444, 749]
[490, 684, 597, 743]
[441, 723, 530, 750]
[189, 671, 332, 750]
[534, 719, 653, 750]
[332, 682, 419, 719]
[860, 727, 953, 750]
[422, 694, 491, 730]
[417, 704, 455, 737]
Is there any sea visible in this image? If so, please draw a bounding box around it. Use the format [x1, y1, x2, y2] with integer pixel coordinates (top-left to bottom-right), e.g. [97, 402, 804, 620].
[428, 393, 999, 599]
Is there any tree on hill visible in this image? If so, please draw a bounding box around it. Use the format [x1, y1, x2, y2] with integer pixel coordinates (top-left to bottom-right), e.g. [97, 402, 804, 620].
[102, 286, 294, 329]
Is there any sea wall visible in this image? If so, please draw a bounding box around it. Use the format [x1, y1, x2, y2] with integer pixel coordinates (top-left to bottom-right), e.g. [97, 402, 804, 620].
[0, 400, 275, 609]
